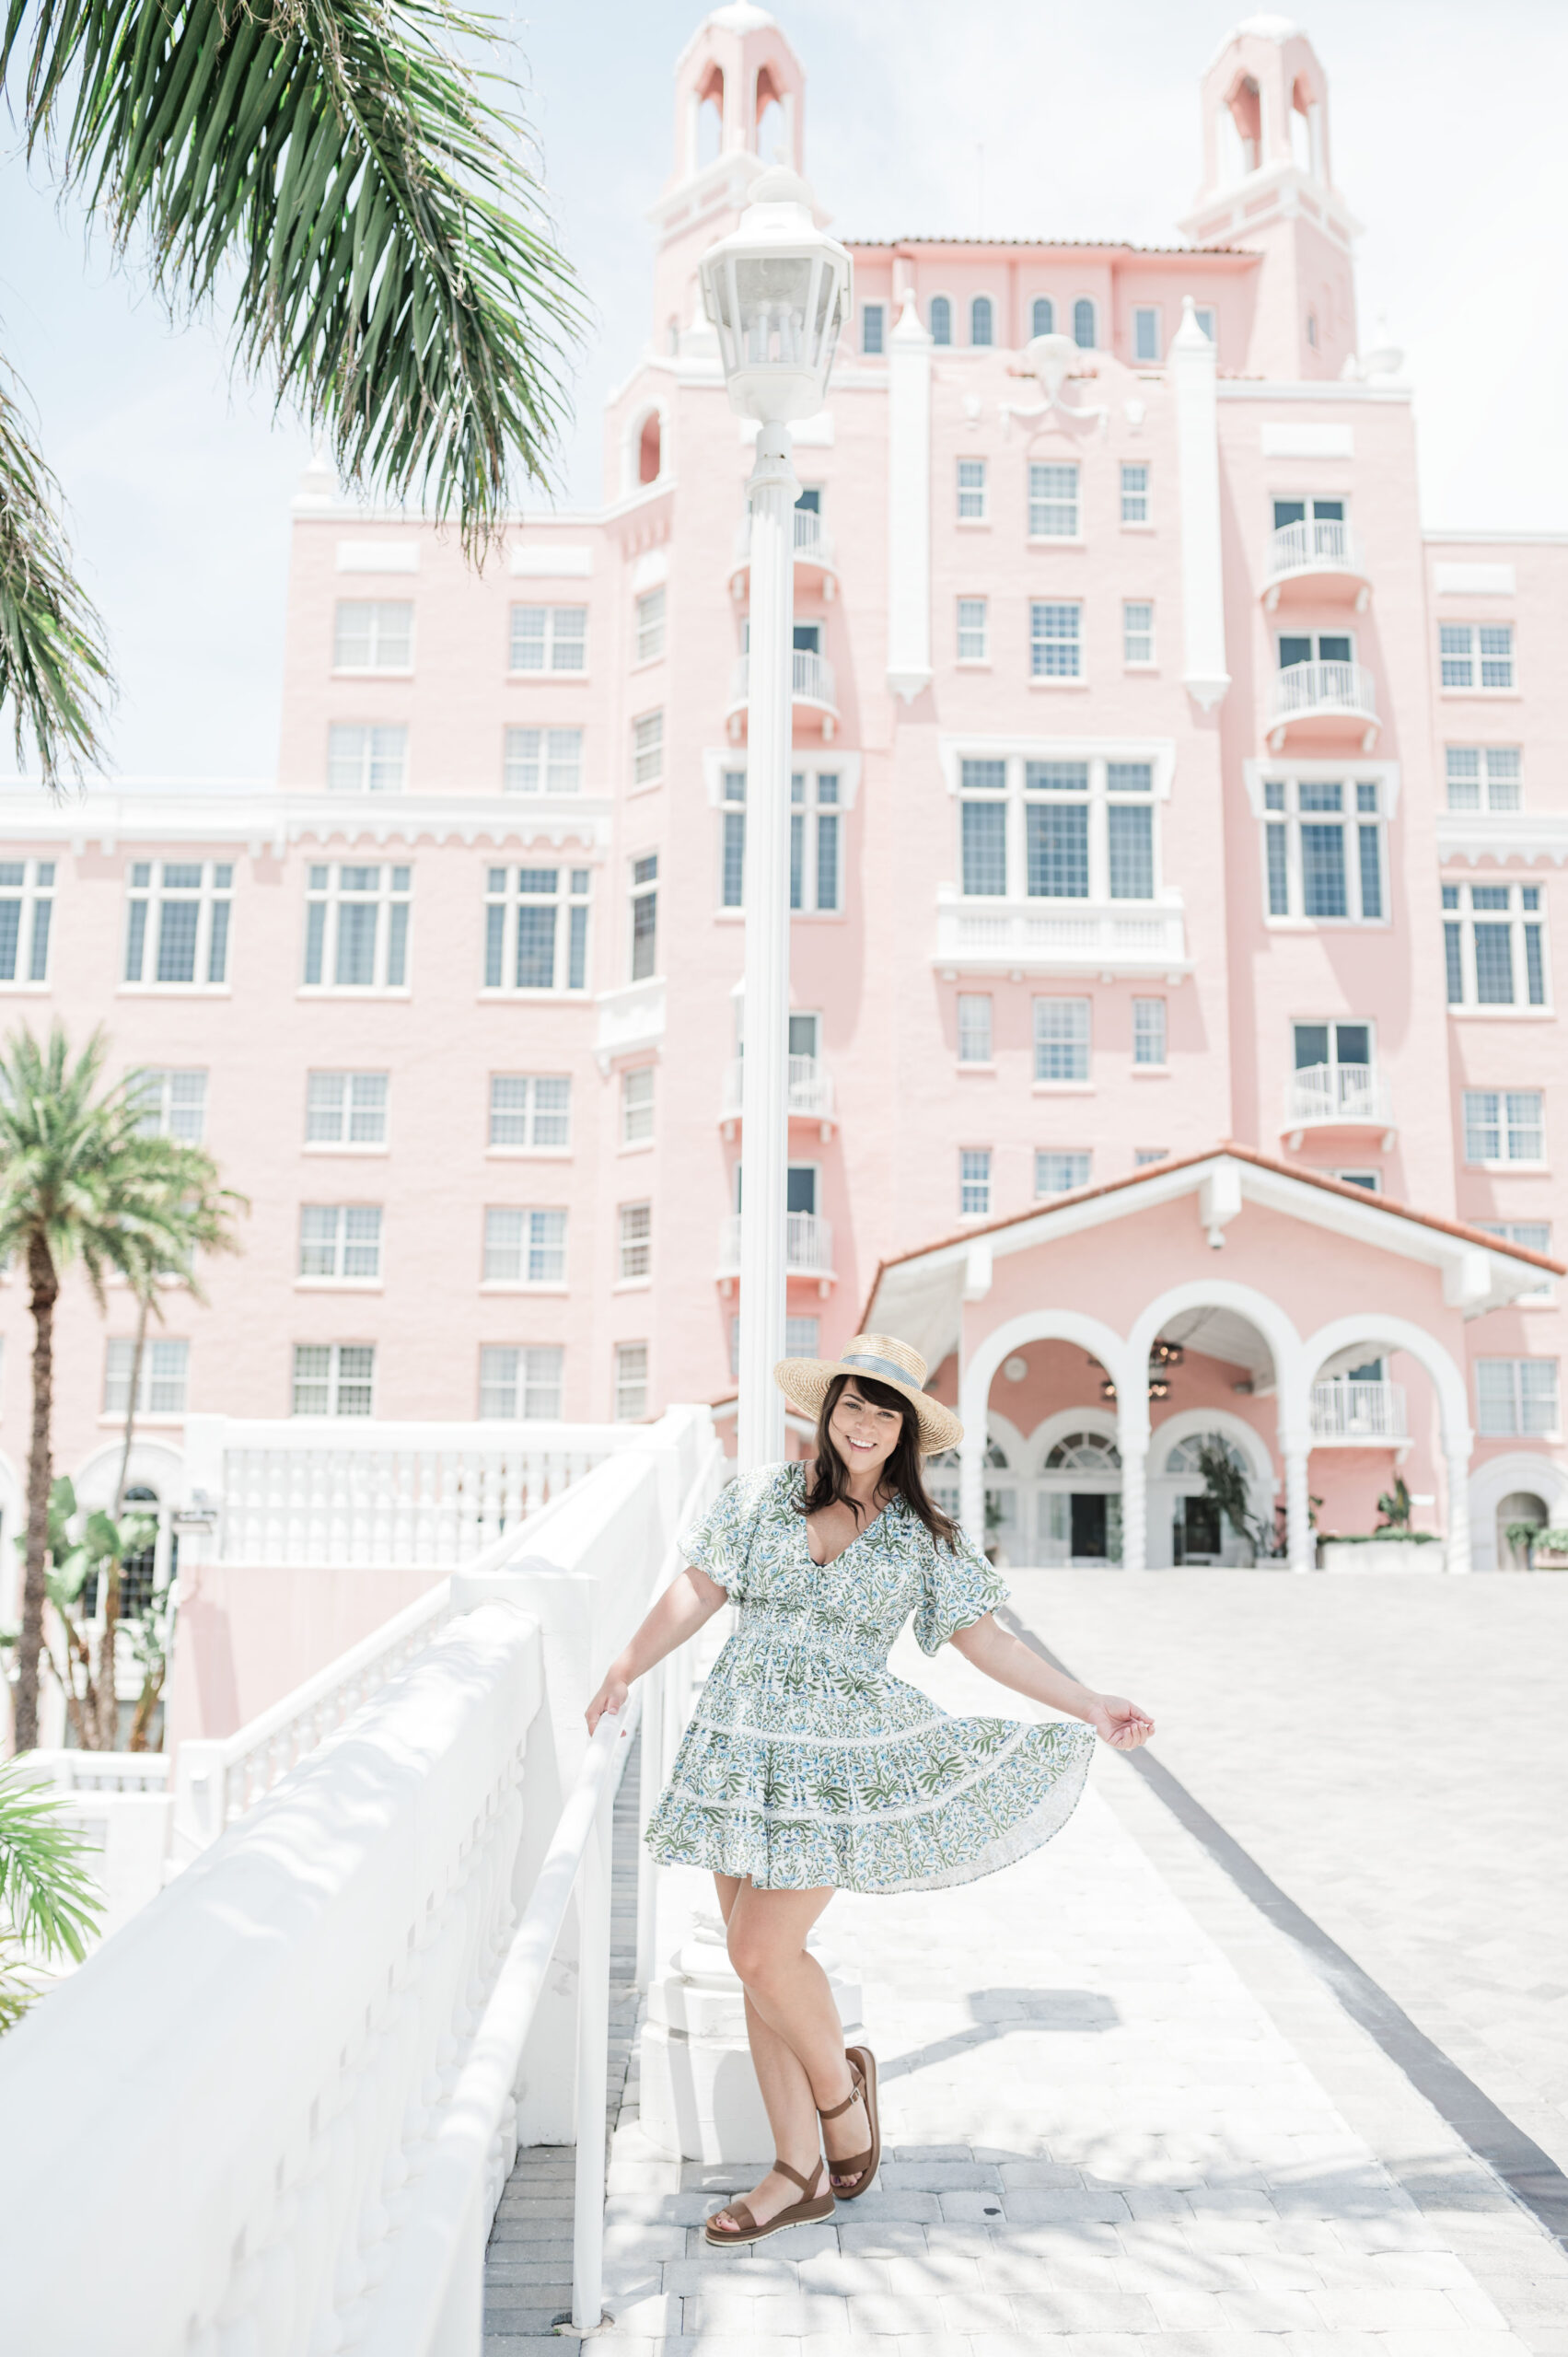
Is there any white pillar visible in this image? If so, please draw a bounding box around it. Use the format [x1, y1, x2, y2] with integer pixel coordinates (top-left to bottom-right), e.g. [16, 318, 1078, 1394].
[737, 421, 799, 1474]
[958, 1416, 987, 1552]
[1283, 1434, 1313, 1573]
[1445, 1431, 1474, 1574]
[1116, 1397, 1150, 1573]
[886, 292, 933, 703]
[1171, 296, 1230, 712]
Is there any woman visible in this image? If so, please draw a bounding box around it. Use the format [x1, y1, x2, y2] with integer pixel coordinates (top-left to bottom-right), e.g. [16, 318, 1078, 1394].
[586, 1333, 1154, 2248]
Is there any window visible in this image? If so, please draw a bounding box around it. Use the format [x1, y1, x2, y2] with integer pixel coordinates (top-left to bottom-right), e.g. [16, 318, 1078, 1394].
[1027, 770, 1088, 899]
[1336, 1168, 1381, 1191]
[929, 296, 952, 345]
[125, 861, 232, 986]
[480, 1345, 563, 1420]
[307, 1072, 388, 1145]
[1477, 1359, 1559, 1437]
[960, 753, 1158, 901]
[960, 760, 1008, 896]
[959, 1148, 992, 1217]
[788, 1011, 820, 1061]
[1036, 1150, 1091, 1193]
[1440, 622, 1514, 691]
[489, 1074, 571, 1150]
[1028, 462, 1079, 538]
[789, 772, 842, 913]
[632, 711, 664, 787]
[304, 863, 410, 990]
[957, 459, 987, 520]
[0, 859, 53, 985]
[970, 295, 993, 347]
[614, 1341, 648, 1421]
[299, 1204, 382, 1283]
[634, 587, 667, 665]
[1462, 1089, 1544, 1167]
[957, 598, 988, 662]
[1476, 1222, 1555, 1306]
[104, 1337, 189, 1416]
[1132, 306, 1160, 362]
[1193, 306, 1216, 343]
[1034, 998, 1090, 1083]
[482, 865, 590, 993]
[1446, 747, 1520, 812]
[619, 1202, 652, 1281]
[1123, 601, 1155, 665]
[631, 854, 657, 978]
[1273, 495, 1344, 535]
[1443, 883, 1548, 1008]
[132, 1068, 207, 1143]
[1133, 1147, 1167, 1167]
[621, 1066, 655, 1145]
[1031, 296, 1054, 338]
[504, 726, 582, 795]
[1025, 602, 1080, 684]
[1278, 630, 1354, 675]
[861, 303, 885, 355]
[957, 993, 993, 1063]
[1294, 1020, 1373, 1086]
[509, 604, 587, 674]
[483, 1206, 566, 1284]
[292, 1343, 375, 1417]
[1132, 998, 1167, 1066]
[1072, 298, 1096, 349]
[333, 601, 412, 671]
[327, 723, 406, 793]
[1120, 463, 1149, 525]
[720, 769, 747, 908]
[1260, 776, 1385, 923]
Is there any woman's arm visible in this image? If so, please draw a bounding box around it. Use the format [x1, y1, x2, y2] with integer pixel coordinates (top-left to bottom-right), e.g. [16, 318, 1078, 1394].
[585, 1564, 730, 1732]
[949, 1613, 1155, 1750]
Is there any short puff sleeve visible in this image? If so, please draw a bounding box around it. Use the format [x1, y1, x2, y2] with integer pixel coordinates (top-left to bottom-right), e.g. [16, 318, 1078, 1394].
[679, 1463, 790, 1598]
[914, 1527, 1010, 1655]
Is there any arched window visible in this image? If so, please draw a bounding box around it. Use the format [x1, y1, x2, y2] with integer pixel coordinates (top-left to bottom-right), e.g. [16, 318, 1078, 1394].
[1306, 309, 1318, 349]
[1044, 1431, 1121, 1471]
[1031, 296, 1054, 338]
[929, 295, 952, 347]
[970, 296, 993, 348]
[695, 66, 725, 168]
[1163, 1432, 1248, 1479]
[638, 412, 663, 485]
[755, 64, 786, 164]
[1072, 298, 1097, 351]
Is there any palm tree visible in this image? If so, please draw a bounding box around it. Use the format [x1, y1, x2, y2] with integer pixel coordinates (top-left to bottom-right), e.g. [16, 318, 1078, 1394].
[0, 1759, 102, 2027]
[0, 1026, 245, 1749]
[0, 0, 583, 784]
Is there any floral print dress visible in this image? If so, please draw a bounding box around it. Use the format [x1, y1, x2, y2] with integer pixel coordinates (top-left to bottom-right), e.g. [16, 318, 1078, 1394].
[644, 1463, 1096, 1894]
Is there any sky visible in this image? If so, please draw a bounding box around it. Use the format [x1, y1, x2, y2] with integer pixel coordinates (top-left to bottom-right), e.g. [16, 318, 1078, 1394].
[2, 0, 1563, 780]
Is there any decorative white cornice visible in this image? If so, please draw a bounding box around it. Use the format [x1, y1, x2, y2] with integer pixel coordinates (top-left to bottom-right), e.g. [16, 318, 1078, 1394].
[1216, 381, 1411, 403]
[0, 786, 611, 858]
[1436, 813, 1568, 868]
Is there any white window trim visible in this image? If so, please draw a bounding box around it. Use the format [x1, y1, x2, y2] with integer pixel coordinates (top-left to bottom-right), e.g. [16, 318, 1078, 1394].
[956, 597, 990, 667]
[1120, 462, 1153, 531]
[1460, 1087, 1547, 1171]
[502, 725, 585, 797]
[1475, 1358, 1561, 1443]
[507, 603, 589, 679]
[631, 708, 665, 793]
[295, 1203, 384, 1290]
[1026, 463, 1084, 548]
[480, 1205, 570, 1291]
[1121, 600, 1156, 669]
[968, 291, 998, 349]
[1242, 759, 1399, 931]
[331, 599, 414, 676]
[632, 586, 667, 670]
[927, 292, 955, 347]
[486, 1073, 574, 1158]
[949, 746, 1173, 909]
[123, 860, 234, 995]
[304, 1070, 389, 1155]
[482, 865, 592, 997]
[1131, 303, 1163, 366]
[1444, 884, 1551, 1016]
[301, 863, 412, 995]
[0, 856, 55, 993]
[1438, 621, 1517, 698]
[1070, 295, 1098, 353]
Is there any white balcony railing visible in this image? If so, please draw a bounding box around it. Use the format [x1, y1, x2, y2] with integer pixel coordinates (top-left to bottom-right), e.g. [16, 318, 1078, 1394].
[933, 891, 1190, 979]
[728, 648, 838, 711]
[1265, 517, 1366, 585]
[1311, 1378, 1409, 1442]
[1286, 1062, 1394, 1130]
[721, 1055, 835, 1122]
[1266, 658, 1378, 729]
[734, 508, 837, 569]
[718, 1210, 834, 1277]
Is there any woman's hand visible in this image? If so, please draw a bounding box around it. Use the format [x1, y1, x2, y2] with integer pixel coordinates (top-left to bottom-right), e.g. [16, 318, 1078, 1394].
[1086, 1692, 1156, 1749]
[586, 1671, 631, 1735]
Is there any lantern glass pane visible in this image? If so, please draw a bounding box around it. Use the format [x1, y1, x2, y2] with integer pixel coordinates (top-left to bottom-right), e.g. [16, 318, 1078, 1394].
[735, 256, 814, 366]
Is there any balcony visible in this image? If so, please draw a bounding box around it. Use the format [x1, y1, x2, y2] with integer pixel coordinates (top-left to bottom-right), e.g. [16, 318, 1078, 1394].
[1310, 1378, 1408, 1445]
[717, 1211, 836, 1292]
[1266, 658, 1379, 752]
[731, 507, 838, 598]
[720, 1056, 836, 1138]
[1283, 1062, 1395, 1149]
[933, 890, 1191, 981]
[1261, 520, 1371, 613]
[726, 648, 839, 738]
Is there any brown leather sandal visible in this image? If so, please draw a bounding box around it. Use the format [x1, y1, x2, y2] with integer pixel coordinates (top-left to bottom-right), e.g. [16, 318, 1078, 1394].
[703, 2155, 835, 2247]
[819, 2045, 881, 2200]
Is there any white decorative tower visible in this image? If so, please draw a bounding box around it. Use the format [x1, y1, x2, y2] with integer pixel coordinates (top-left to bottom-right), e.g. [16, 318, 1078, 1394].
[1179, 16, 1360, 380]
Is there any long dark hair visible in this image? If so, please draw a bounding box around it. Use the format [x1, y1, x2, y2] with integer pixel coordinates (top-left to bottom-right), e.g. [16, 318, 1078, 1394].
[797, 1372, 959, 1549]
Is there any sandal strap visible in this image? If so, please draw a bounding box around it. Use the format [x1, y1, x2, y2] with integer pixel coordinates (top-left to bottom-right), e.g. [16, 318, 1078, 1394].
[818, 2070, 865, 2124]
[829, 2147, 872, 2177]
[713, 2200, 756, 2234]
[773, 2156, 821, 2196]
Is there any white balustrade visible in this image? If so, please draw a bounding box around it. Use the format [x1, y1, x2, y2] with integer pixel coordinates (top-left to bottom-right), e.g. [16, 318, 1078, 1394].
[1310, 1378, 1409, 1441]
[728, 647, 838, 710]
[721, 1054, 835, 1122]
[934, 890, 1190, 978]
[1265, 517, 1365, 583]
[1266, 657, 1378, 726]
[718, 1209, 834, 1276]
[1286, 1062, 1394, 1129]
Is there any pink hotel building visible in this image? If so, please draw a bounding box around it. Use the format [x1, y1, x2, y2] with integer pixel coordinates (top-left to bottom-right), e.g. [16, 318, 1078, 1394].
[2, 5, 1565, 1577]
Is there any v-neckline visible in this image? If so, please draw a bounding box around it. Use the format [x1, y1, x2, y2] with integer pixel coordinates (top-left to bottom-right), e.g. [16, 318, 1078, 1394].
[803, 1488, 891, 1572]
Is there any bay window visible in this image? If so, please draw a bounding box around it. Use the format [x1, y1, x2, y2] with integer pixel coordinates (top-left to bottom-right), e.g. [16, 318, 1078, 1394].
[1260, 775, 1385, 923]
[958, 754, 1159, 902]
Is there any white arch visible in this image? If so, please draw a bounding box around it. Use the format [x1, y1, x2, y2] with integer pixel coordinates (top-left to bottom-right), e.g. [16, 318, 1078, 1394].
[1130, 1281, 1305, 1434]
[958, 1309, 1135, 1548]
[1150, 1405, 1275, 1490]
[1465, 1450, 1568, 1572]
[72, 1437, 189, 1514]
[1300, 1313, 1469, 1450]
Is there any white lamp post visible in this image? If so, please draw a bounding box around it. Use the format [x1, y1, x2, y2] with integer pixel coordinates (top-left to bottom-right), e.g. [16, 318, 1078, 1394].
[700, 170, 851, 1470]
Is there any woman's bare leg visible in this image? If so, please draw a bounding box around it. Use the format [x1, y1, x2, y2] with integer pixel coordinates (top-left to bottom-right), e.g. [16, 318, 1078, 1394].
[708, 1875, 872, 2230]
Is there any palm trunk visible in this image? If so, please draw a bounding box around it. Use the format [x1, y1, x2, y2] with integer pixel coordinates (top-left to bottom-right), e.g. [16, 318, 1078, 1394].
[14, 1232, 59, 1753]
[92, 1292, 152, 1751]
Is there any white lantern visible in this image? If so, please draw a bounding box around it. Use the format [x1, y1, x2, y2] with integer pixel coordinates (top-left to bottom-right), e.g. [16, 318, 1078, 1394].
[698, 167, 853, 424]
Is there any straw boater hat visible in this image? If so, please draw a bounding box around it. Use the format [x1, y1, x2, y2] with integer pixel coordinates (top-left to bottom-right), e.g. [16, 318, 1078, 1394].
[772, 1333, 964, 1457]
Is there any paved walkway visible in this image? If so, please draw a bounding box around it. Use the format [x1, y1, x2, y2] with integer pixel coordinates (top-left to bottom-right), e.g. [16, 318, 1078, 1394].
[487, 1598, 1568, 2354]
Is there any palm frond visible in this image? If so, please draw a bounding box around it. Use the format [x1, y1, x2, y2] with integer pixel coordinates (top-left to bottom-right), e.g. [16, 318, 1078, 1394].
[5, 0, 585, 547]
[0, 1761, 103, 1965]
[0, 370, 113, 787]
